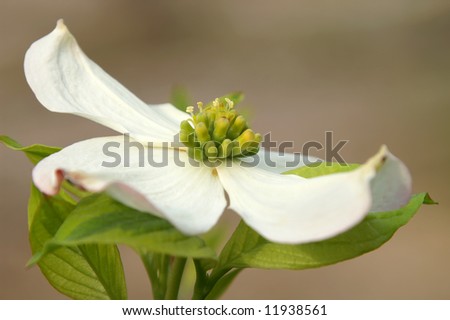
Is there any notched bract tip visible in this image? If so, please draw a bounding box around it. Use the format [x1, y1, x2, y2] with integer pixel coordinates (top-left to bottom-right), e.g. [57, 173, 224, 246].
[56, 19, 66, 29]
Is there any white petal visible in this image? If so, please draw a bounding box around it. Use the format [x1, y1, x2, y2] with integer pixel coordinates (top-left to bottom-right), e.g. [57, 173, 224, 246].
[247, 147, 411, 212]
[24, 20, 188, 143]
[33, 136, 226, 235]
[369, 150, 412, 212]
[217, 146, 409, 244]
[239, 148, 321, 174]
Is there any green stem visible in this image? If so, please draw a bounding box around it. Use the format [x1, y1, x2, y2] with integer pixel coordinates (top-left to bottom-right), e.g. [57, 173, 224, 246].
[140, 252, 169, 299]
[192, 260, 235, 300]
[203, 269, 242, 300]
[158, 256, 170, 298]
[165, 257, 187, 300]
[192, 259, 208, 300]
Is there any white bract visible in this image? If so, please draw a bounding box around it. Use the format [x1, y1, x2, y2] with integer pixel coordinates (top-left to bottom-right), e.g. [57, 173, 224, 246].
[25, 20, 412, 244]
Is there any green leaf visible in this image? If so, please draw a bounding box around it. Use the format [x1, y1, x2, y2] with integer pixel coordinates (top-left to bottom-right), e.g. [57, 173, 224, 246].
[28, 183, 43, 228]
[36, 193, 216, 261]
[1, 135, 90, 202]
[213, 162, 433, 272]
[170, 86, 192, 111]
[423, 193, 438, 205]
[0, 135, 60, 164]
[204, 269, 241, 300]
[29, 185, 127, 299]
[284, 161, 360, 177]
[216, 193, 429, 270]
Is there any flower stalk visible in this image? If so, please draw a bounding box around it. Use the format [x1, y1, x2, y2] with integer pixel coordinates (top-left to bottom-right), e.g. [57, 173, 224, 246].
[164, 257, 187, 300]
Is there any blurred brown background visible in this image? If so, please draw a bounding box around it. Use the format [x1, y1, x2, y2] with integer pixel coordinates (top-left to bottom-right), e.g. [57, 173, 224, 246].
[0, 0, 449, 299]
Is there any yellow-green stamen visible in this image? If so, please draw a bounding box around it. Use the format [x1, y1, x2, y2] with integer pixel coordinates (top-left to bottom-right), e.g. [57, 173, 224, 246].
[180, 98, 262, 161]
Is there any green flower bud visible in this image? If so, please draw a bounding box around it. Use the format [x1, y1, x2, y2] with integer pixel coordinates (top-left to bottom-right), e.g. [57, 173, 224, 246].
[180, 120, 194, 133]
[204, 141, 218, 159]
[180, 131, 195, 147]
[236, 129, 255, 146]
[195, 122, 210, 143]
[227, 109, 237, 123]
[195, 113, 207, 126]
[218, 138, 233, 158]
[234, 129, 261, 156]
[206, 110, 216, 134]
[227, 115, 247, 140]
[188, 146, 205, 162]
[180, 120, 195, 147]
[212, 117, 230, 143]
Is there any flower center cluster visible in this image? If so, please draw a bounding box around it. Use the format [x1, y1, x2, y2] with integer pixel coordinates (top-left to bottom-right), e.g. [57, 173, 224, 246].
[180, 98, 262, 161]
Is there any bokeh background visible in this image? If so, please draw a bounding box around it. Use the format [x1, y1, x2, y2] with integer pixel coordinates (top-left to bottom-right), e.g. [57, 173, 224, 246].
[0, 0, 449, 299]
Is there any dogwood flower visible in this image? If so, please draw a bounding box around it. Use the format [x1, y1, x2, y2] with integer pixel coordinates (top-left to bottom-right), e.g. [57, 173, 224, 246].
[24, 20, 412, 244]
